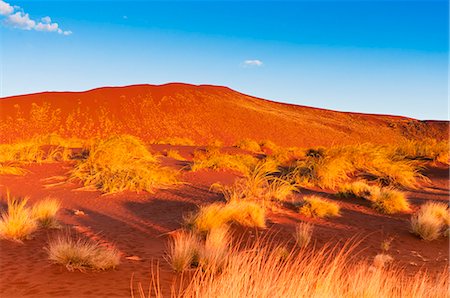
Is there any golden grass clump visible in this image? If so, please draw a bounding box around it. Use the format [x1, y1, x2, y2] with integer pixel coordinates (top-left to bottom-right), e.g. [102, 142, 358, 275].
[293, 155, 354, 189]
[135, 241, 449, 298]
[411, 202, 449, 241]
[337, 181, 376, 199]
[168, 230, 201, 272]
[393, 139, 449, 164]
[294, 222, 313, 248]
[370, 188, 410, 214]
[198, 226, 230, 271]
[187, 201, 265, 234]
[0, 195, 38, 241]
[299, 196, 340, 218]
[31, 197, 61, 229]
[191, 149, 258, 175]
[71, 135, 180, 193]
[235, 139, 262, 152]
[165, 149, 186, 161]
[47, 233, 120, 271]
[291, 143, 426, 189]
[211, 161, 296, 203]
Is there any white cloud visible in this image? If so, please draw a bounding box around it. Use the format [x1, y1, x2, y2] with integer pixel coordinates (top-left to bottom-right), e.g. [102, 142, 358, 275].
[243, 59, 263, 67]
[7, 12, 35, 30]
[0, 0, 13, 15]
[41, 16, 51, 23]
[0, 1, 71, 35]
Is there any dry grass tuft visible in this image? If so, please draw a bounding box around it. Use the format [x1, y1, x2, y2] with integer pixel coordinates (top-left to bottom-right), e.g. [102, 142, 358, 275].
[31, 197, 61, 229]
[337, 181, 377, 199]
[168, 230, 201, 272]
[187, 201, 265, 234]
[191, 149, 258, 175]
[393, 139, 449, 164]
[198, 226, 230, 271]
[370, 188, 410, 214]
[235, 139, 262, 152]
[294, 222, 313, 248]
[411, 202, 449, 241]
[0, 194, 37, 241]
[165, 149, 186, 161]
[47, 233, 120, 271]
[71, 135, 180, 193]
[135, 240, 449, 298]
[299, 196, 340, 218]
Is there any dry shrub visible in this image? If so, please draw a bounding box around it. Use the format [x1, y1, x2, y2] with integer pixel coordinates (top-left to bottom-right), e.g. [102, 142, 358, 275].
[411, 202, 449, 241]
[299, 196, 340, 218]
[393, 139, 449, 164]
[71, 135, 180, 193]
[337, 181, 377, 199]
[168, 230, 201, 272]
[294, 222, 313, 248]
[31, 197, 61, 229]
[166, 149, 186, 161]
[47, 233, 120, 271]
[187, 201, 265, 234]
[191, 149, 258, 175]
[0, 134, 79, 175]
[211, 162, 296, 203]
[0, 194, 37, 241]
[198, 226, 230, 271]
[291, 143, 426, 189]
[293, 155, 354, 189]
[370, 188, 410, 214]
[235, 139, 262, 152]
[135, 241, 449, 298]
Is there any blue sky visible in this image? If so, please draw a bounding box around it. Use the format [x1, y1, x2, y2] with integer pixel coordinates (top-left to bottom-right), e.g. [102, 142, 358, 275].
[0, 0, 448, 120]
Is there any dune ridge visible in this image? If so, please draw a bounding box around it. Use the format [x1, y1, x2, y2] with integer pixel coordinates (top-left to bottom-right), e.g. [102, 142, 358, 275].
[1, 83, 448, 145]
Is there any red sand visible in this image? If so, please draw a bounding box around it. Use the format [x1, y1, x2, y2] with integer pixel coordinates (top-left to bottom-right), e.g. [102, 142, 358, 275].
[1, 83, 448, 145]
[0, 146, 448, 297]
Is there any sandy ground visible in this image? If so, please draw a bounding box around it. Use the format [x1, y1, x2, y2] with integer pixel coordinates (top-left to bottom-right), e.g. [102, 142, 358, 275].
[0, 146, 448, 297]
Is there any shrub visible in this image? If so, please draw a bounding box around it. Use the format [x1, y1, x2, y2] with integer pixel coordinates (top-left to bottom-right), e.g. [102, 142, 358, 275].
[294, 222, 313, 248]
[31, 197, 61, 229]
[71, 135, 180, 193]
[198, 226, 230, 271]
[46, 233, 120, 271]
[168, 230, 201, 272]
[187, 201, 265, 234]
[370, 188, 409, 214]
[0, 195, 37, 241]
[191, 150, 258, 175]
[411, 202, 449, 241]
[337, 181, 377, 199]
[393, 139, 449, 164]
[235, 139, 262, 152]
[293, 155, 353, 189]
[159, 242, 449, 298]
[299, 196, 340, 218]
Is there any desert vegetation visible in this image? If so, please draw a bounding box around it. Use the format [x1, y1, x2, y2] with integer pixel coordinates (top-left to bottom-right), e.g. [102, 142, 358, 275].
[71, 135, 180, 193]
[191, 148, 258, 174]
[46, 233, 120, 271]
[298, 196, 340, 218]
[411, 202, 449, 241]
[0, 193, 61, 241]
[134, 239, 449, 298]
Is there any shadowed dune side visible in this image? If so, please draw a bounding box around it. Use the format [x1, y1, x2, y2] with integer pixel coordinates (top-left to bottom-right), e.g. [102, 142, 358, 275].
[0, 83, 448, 145]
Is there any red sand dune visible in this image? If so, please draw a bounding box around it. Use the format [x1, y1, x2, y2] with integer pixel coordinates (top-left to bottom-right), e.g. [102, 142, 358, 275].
[1, 83, 448, 145]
